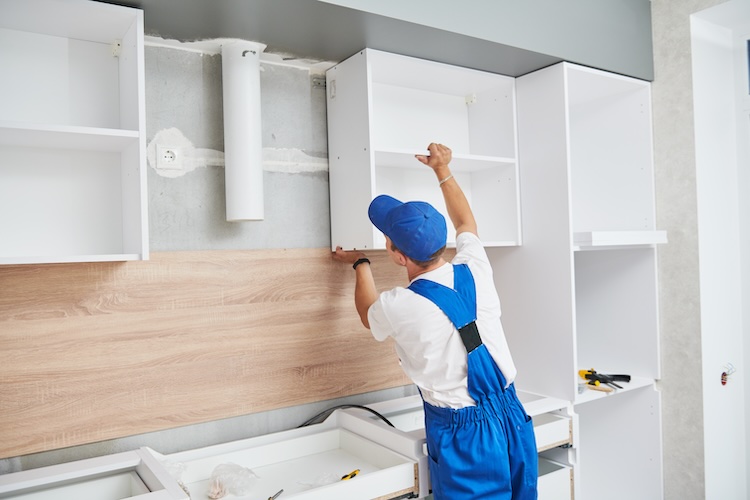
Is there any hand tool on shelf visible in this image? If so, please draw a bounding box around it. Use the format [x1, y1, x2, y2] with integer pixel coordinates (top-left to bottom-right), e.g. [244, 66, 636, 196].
[578, 369, 631, 390]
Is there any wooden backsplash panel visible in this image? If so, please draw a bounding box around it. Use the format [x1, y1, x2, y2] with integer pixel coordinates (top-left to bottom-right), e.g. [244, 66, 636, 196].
[0, 248, 424, 459]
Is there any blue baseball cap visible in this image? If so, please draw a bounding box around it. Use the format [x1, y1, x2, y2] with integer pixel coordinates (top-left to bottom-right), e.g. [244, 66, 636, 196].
[368, 195, 447, 261]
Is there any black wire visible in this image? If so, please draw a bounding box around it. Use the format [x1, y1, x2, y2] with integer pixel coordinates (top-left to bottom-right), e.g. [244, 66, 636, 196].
[297, 404, 396, 428]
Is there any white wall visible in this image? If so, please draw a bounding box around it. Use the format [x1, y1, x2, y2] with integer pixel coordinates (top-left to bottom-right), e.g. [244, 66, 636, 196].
[691, 1, 750, 498]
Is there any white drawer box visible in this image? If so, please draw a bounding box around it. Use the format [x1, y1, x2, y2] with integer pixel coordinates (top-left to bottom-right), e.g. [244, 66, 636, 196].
[533, 413, 572, 452]
[538, 458, 573, 500]
[163, 427, 418, 500]
[0, 449, 188, 500]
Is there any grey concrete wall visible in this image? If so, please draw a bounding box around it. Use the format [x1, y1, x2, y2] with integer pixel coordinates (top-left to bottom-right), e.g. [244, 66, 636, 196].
[145, 45, 331, 251]
[651, 0, 728, 499]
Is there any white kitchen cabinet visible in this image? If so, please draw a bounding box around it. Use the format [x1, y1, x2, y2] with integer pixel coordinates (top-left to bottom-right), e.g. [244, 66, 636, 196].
[326, 48, 521, 251]
[343, 393, 577, 499]
[491, 62, 664, 499]
[153, 411, 421, 500]
[0, 449, 188, 500]
[0, 0, 147, 264]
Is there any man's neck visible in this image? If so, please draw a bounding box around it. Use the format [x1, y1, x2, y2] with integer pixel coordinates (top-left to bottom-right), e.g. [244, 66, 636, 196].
[407, 258, 447, 282]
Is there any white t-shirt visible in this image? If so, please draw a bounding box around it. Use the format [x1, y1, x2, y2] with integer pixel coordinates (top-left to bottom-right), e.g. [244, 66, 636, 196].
[367, 232, 517, 408]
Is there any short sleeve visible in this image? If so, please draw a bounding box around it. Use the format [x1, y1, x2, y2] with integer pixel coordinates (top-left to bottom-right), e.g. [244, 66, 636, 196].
[367, 291, 398, 342]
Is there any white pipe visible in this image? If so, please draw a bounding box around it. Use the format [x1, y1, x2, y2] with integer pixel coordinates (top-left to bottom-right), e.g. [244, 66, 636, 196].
[221, 41, 266, 221]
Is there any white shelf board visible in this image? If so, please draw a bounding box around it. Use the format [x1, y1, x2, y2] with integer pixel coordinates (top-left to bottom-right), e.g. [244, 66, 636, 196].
[0, 122, 139, 152]
[0, 254, 143, 266]
[574, 375, 656, 405]
[374, 148, 515, 173]
[573, 230, 667, 251]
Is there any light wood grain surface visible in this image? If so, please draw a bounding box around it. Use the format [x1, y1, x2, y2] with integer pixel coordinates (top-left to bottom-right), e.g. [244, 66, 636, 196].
[0, 248, 431, 459]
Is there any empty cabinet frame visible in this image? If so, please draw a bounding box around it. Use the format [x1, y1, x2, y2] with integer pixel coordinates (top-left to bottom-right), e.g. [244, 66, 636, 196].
[326, 48, 522, 252]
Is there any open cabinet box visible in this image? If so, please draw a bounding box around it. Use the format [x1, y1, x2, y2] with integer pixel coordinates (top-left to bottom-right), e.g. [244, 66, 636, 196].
[327, 48, 521, 252]
[0, 0, 147, 264]
[490, 61, 665, 499]
[0, 449, 188, 500]
[149, 411, 421, 500]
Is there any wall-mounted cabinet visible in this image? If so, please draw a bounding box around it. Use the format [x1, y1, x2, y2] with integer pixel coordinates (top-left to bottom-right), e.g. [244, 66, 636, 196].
[0, 0, 147, 265]
[492, 62, 664, 499]
[326, 48, 521, 251]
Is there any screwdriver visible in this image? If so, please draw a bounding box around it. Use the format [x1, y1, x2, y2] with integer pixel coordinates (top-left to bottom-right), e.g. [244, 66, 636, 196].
[268, 488, 283, 500]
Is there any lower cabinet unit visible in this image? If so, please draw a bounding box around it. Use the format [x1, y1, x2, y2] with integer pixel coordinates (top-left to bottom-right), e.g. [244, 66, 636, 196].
[344, 393, 577, 499]
[150, 412, 421, 500]
[0, 449, 188, 500]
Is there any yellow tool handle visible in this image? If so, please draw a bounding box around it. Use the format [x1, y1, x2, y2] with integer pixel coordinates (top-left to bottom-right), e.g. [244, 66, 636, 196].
[586, 383, 613, 393]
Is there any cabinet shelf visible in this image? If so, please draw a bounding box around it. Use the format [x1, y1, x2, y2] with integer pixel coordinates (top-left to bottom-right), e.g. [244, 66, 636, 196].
[573, 230, 667, 251]
[575, 375, 656, 405]
[0, 121, 140, 152]
[374, 148, 515, 172]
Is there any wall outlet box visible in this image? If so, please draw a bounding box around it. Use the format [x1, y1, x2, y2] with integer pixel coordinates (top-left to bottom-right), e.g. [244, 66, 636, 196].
[156, 145, 182, 170]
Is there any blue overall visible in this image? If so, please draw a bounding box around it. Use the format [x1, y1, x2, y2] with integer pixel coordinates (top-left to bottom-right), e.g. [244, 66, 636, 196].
[408, 264, 538, 499]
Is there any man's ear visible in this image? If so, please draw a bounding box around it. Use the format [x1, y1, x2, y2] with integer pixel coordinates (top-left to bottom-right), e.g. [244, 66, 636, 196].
[394, 249, 408, 267]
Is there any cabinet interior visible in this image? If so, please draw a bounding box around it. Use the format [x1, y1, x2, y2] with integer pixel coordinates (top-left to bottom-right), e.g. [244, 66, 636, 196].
[567, 66, 655, 233]
[0, 0, 145, 264]
[574, 248, 660, 379]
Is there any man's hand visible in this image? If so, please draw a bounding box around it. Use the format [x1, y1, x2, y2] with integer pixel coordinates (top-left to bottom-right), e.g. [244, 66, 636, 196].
[415, 143, 452, 175]
[333, 246, 366, 265]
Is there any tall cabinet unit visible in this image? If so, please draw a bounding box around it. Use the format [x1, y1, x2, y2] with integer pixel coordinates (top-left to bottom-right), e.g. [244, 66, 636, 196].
[0, 0, 147, 265]
[492, 62, 665, 499]
[326, 49, 521, 252]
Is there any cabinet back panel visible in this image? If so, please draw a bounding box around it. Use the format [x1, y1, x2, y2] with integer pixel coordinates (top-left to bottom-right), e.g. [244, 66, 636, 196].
[574, 249, 660, 377]
[0, 30, 120, 129]
[0, 146, 124, 257]
[0, 249, 412, 458]
[576, 387, 662, 500]
[467, 85, 517, 158]
[568, 78, 654, 232]
[372, 83, 471, 153]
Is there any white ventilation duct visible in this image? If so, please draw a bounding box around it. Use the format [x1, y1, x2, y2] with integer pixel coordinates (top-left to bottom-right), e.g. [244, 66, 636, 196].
[221, 41, 266, 221]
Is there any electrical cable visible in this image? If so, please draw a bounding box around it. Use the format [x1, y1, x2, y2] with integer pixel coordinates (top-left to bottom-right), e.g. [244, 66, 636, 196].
[297, 404, 395, 428]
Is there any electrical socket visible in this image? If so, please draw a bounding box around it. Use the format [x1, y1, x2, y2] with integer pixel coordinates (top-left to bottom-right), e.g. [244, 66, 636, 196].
[156, 145, 182, 170]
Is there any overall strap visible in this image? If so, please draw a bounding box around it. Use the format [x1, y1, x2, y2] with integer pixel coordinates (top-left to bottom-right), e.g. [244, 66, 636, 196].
[408, 264, 482, 353]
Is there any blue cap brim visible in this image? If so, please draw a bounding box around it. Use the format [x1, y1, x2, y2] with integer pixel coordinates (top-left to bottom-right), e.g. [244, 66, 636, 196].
[368, 194, 403, 235]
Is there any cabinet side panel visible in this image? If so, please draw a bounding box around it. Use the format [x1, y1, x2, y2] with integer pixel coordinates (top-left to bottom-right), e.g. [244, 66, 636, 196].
[490, 63, 577, 401]
[118, 12, 144, 132]
[576, 387, 663, 500]
[326, 52, 377, 251]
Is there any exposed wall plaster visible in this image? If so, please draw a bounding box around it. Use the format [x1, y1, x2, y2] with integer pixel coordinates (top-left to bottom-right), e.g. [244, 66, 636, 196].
[147, 128, 329, 178]
[145, 36, 337, 74]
